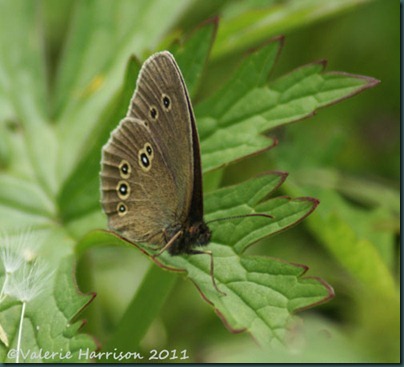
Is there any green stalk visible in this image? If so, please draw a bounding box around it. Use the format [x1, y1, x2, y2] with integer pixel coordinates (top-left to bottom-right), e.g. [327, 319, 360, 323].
[101, 265, 177, 361]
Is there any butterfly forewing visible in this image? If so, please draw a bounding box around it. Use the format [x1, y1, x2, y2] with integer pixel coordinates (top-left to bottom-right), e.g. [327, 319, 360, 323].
[127, 52, 195, 220]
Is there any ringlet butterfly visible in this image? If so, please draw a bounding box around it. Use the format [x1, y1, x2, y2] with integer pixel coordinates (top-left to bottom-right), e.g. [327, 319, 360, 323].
[100, 51, 270, 295]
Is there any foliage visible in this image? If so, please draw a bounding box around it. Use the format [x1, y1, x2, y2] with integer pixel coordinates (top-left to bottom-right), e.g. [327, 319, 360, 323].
[0, 0, 398, 363]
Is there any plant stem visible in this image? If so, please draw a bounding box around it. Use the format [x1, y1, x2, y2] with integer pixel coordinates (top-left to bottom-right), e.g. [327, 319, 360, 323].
[101, 265, 177, 361]
[16, 301, 26, 363]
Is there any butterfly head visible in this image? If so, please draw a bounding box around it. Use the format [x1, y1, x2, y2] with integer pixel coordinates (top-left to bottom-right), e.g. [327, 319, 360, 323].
[188, 221, 211, 246]
[165, 221, 211, 255]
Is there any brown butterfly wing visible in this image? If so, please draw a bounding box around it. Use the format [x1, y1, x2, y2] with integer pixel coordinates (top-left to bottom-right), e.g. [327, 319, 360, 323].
[100, 51, 202, 245]
[127, 51, 196, 224]
[171, 59, 205, 224]
[101, 117, 181, 245]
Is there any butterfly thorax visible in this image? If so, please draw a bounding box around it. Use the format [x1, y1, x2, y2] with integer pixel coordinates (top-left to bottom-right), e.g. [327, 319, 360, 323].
[165, 221, 211, 255]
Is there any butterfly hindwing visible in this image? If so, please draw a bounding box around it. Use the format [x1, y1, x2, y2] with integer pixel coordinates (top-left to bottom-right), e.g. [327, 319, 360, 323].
[101, 117, 181, 245]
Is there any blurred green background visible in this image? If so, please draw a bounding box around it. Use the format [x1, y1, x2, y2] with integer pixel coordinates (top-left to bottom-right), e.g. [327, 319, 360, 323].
[1, 0, 399, 363]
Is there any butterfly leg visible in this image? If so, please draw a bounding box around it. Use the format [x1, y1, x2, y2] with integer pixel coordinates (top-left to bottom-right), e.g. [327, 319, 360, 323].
[188, 249, 226, 296]
[152, 230, 183, 258]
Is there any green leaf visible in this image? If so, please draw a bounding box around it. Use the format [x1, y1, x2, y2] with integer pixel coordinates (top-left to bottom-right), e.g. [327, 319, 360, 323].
[171, 17, 218, 98]
[196, 37, 284, 134]
[0, 1, 58, 196]
[54, 0, 193, 183]
[78, 173, 332, 347]
[159, 174, 330, 346]
[0, 174, 55, 218]
[204, 172, 319, 254]
[58, 57, 141, 222]
[299, 187, 397, 299]
[273, 127, 399, 299]
[303, 168, 400, 215]
[212, 0, 372, 59]
[75, 230, 177, 355]
[196, 40, 378, 172]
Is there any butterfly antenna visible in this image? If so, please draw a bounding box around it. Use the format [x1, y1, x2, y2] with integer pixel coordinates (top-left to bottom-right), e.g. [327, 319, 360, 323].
[206, 213, 273, 224]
